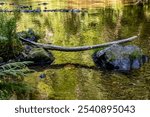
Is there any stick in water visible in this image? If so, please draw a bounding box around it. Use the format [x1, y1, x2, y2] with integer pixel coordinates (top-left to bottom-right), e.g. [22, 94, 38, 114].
[20, 36, 138, 52]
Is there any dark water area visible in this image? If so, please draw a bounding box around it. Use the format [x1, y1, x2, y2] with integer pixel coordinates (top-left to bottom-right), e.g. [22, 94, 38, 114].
[1, 0, 150, 99]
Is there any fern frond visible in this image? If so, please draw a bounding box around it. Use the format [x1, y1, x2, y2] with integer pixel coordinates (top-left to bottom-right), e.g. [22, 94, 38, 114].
[0, 61, 33, 78]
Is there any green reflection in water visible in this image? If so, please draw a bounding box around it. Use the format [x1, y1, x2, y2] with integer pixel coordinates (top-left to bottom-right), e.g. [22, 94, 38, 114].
[1, 0, 150, 99]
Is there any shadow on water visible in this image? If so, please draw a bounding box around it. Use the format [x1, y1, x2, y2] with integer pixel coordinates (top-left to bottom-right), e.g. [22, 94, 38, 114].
[30, 63, 99, 71]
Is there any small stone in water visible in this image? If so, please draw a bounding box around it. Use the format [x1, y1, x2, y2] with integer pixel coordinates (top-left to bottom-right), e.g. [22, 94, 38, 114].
[39, 74, 46, 79]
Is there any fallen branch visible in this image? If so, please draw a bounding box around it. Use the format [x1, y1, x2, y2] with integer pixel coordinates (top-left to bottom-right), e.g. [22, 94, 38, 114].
[20, 36, 138, 52]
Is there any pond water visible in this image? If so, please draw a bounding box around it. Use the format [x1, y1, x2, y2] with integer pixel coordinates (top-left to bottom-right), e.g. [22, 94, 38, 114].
[1, 0, 150, 99]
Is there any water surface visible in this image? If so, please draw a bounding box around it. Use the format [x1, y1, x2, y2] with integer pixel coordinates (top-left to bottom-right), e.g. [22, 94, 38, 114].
[1, 0, 150, 99]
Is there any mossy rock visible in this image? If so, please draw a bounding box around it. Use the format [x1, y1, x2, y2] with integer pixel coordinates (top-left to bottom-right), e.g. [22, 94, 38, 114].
[93, 44, 148, 72]
[27, 48, 54, 65]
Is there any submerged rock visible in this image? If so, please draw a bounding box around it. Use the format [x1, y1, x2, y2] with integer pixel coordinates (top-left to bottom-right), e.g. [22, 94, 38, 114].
[0, 2, 5, 5]
[93, 44, 148, 72]
[43, 9, 84, 13]
[38, 2, 48, 6]
[17, 5, 31, 9]
[39, 73, 46, 79]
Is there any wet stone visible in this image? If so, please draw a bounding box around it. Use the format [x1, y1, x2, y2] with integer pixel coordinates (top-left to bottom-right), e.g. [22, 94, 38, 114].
[132, 58, 140, 69]
[16, 46, 55, 66]
[25, 48, 54, 65]
[93, 44, 149, 72]
[39, 73, 46, 79]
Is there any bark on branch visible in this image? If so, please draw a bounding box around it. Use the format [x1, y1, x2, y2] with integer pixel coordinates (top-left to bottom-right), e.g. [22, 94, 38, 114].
[20, 36, 138, 52]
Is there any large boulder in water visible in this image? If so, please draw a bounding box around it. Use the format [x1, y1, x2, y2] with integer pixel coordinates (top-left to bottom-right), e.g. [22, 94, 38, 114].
[93, 44, 148, 72]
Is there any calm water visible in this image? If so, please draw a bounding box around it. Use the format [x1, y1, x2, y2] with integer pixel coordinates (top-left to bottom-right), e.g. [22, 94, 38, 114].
[1, 0, 150, 99]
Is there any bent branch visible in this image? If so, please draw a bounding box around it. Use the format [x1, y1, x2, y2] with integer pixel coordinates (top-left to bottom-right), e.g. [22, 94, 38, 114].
[20, 36, 138, 52]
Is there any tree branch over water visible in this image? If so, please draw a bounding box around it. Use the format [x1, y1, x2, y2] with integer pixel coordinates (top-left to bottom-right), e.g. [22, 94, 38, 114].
[20, 36, 138, 52]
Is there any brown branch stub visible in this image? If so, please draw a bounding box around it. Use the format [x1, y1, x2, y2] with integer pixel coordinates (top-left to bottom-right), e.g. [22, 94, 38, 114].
[20, 36, 138, 52]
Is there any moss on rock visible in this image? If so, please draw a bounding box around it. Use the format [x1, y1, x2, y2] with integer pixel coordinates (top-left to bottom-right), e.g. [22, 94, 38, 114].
[27, 48, 54, 65]
[93, 44, 148, 71]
